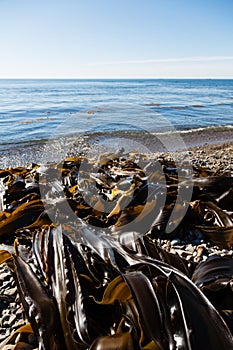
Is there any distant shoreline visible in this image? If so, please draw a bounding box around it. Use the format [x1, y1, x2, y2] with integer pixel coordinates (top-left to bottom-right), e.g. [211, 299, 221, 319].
[1, 78, 233, 80]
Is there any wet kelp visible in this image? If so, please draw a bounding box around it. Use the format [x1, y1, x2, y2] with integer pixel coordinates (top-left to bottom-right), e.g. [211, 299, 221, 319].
[1, 226, 233, 349]
[0, 153, 233, 349]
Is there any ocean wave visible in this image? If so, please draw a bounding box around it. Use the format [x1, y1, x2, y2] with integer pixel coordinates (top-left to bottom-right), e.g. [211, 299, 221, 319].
[152, 124, 233, 136]
[0, 124, 232, 149]
[0, 124, 232, 168]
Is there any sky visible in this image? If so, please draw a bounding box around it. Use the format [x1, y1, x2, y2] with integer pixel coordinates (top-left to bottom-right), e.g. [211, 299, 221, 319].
[0, 0, 233, 78]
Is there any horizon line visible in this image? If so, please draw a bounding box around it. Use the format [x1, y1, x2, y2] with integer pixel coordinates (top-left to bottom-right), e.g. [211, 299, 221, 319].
[1, 77, 233, 80]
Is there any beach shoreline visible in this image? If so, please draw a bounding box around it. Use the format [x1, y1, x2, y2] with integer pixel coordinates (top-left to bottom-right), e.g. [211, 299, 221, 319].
[0, 127, 232, 169]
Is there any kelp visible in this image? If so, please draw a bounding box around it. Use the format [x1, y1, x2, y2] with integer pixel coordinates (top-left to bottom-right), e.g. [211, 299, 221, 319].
[0, 199, 44, 238]
[192, 255, 233, 332]
[2, 226, 232, 349]
[197, 226, 233, 249]
[0, 323, 35, 349]
[0, 249, 12, 265]
[0, 155, 233, 349]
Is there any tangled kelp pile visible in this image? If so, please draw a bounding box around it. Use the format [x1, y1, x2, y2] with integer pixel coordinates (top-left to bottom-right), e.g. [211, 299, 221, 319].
[0, 151, 233, 349]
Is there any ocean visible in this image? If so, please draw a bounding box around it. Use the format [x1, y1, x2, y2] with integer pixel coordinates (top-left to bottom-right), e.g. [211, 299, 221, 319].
[0, 79, 232, 166]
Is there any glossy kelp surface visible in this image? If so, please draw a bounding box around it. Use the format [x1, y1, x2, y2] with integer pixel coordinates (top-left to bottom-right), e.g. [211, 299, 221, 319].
[0, 153, 232, 349]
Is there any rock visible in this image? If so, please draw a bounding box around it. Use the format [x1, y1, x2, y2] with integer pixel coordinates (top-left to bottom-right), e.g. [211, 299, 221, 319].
[4, 288, 17, 297]
[0, 327, 10, 341]
[0, 272, 12, 281]
[170, 239, 181, 246]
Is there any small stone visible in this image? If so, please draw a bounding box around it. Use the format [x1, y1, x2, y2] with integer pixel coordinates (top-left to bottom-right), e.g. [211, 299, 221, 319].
[9, 301, 17, 308]
[1, 313, 10, 326]
[194, 246, 204, 262]
[209, 252, 218, 256]
[170, 239, 180, 246]
[185, 244, 196, 253]
[186, 255, 193, 261]
[16, 306, 24, 317]
[0, 272, 12, 281]
[180, 250, 193, 258]
[221, 249, 229, 254]
[2, 309, 9, 316]
[0, 328, 10, 341]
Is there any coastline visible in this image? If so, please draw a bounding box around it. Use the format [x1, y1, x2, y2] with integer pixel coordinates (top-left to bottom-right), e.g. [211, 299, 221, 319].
[0, 127, 232, 169]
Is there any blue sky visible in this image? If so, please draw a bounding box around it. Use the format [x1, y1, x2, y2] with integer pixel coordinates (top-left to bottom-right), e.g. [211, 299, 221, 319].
[0, 0, 233, 78]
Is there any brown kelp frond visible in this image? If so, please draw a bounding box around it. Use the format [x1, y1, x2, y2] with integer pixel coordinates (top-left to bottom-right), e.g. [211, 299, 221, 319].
[192, 255, 233, 332]
[0, 249, 13, 265]
[0, 155, 232, 349]
[12, 252, 65, 349]
[0, 200, 44, 239]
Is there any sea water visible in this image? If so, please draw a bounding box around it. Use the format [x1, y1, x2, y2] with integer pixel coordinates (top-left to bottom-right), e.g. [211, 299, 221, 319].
[0, 79, 232, 166]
